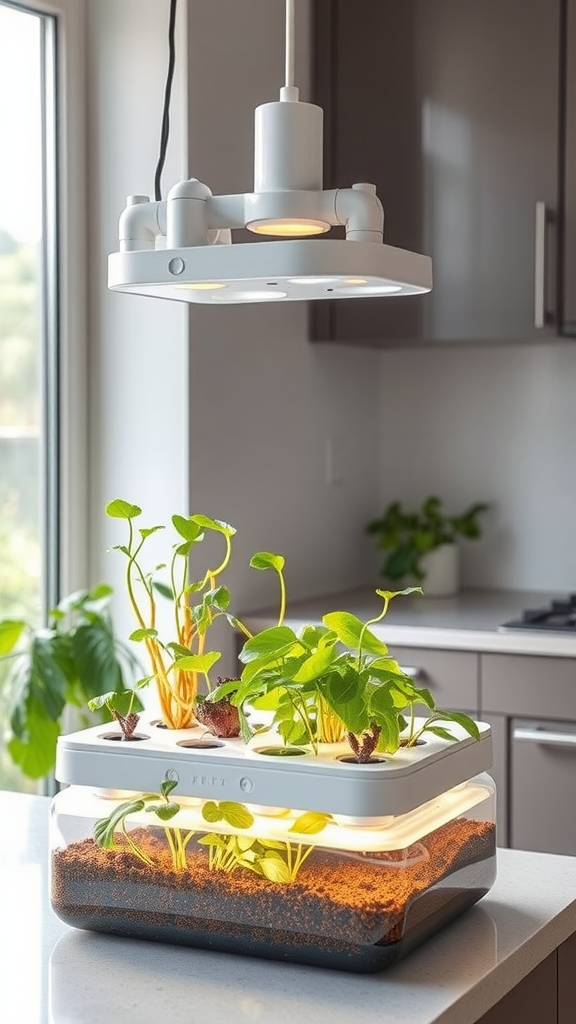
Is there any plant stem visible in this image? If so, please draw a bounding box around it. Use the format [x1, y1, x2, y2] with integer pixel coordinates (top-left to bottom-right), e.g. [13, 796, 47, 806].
[122, 825, 154, 867]
[357, 593, 390, 673]
[277, 567, 287, 627]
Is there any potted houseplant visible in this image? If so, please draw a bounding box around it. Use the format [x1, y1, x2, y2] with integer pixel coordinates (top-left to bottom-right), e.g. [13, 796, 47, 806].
[49, 502, 496, 973]
[0, 583, 140, 780]
[365, 495, 489, 596]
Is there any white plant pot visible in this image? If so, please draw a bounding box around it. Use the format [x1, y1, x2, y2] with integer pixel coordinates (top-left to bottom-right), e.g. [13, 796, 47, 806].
[420, 544, 459, 597]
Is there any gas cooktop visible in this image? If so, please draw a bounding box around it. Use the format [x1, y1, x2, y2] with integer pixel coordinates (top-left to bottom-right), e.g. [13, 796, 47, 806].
[499, 595, 576, 633]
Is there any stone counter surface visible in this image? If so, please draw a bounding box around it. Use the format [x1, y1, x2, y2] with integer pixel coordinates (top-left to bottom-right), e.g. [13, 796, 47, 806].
[243, 587, 576, 657]
[2, 792, 576, 1024]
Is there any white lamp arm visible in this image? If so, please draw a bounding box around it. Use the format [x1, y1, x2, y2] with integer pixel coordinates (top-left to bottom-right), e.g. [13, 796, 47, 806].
[119, 196, 167, 252]
[324, 185, 385, 242]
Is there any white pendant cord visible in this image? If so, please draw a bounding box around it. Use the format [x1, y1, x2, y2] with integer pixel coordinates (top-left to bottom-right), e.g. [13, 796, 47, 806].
[285, 0, 295, 89]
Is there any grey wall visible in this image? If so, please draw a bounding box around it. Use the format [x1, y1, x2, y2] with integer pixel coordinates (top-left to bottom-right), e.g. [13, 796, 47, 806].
[377, 343, 576, 592]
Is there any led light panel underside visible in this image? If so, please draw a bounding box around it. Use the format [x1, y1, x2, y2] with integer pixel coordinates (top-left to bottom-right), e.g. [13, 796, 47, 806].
[55, 779, 492, 853]
[108, 239, 433, 304]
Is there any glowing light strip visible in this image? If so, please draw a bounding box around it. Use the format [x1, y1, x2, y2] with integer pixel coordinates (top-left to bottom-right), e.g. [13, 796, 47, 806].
[55, 778, 493, 854]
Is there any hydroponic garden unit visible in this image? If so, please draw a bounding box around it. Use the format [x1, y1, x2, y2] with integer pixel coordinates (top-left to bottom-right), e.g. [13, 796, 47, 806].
[50, 718, 496, 972]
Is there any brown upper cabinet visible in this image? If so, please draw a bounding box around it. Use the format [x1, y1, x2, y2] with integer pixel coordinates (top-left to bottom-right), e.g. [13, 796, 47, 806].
[311, 0, 575, 347]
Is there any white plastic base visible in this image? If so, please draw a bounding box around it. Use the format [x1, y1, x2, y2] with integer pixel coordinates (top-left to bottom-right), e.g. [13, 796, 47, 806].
[55, 718, 492, 820]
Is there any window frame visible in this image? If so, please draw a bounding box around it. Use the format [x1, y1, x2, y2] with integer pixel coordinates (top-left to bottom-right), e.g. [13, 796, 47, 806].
[2, 0, 88, 605]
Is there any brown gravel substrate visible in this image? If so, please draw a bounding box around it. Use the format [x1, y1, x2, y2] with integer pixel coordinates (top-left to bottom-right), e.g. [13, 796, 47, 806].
[51, 817, 496, 970]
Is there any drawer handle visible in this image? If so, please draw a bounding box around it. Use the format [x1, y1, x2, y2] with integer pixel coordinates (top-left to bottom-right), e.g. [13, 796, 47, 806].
[534, 200, 547, 329]
[513, 727, 576, 748]
[399, 666, 429, 684]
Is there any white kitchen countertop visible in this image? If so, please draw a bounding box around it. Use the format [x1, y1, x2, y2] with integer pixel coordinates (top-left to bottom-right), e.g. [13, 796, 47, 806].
[243, 587, 576, 657]
[3, 791, 576, 1024]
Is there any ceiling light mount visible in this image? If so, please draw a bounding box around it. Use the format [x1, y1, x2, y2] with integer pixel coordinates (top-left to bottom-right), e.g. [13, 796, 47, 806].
[108, 0, 432, 305]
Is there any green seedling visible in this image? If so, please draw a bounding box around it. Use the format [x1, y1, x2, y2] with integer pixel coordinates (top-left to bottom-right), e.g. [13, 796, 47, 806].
[93, 778, 195, 872]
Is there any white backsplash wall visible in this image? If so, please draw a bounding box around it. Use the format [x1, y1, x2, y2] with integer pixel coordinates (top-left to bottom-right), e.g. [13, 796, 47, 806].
[377, 342, 576, 592]
[86, 0, 190, 644]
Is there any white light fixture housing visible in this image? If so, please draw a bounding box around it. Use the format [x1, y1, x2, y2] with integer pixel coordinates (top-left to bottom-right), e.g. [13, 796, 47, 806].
[108, 1, 432, 305]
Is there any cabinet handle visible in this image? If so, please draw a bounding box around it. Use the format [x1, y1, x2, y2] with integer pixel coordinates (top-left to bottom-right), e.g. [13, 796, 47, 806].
[513, 726, 576, 748]
[534, 200, 547, 329]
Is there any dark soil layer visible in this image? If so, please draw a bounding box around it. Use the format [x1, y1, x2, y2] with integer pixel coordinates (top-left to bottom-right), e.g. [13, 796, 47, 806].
[51, 818, 496, 972]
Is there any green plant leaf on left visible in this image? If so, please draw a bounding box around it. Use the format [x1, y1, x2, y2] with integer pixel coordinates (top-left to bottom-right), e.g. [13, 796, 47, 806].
[7, 706, 61, 780]
[0, 620, 26, 655]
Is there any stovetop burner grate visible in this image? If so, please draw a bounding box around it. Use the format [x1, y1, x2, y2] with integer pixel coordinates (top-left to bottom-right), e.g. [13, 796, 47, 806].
[499, 594, 576, 633]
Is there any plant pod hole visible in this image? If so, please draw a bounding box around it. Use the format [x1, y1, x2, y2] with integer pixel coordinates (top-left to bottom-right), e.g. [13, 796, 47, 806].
[338, 755, 387, 765]
[254, 746, 307, 757]
[176, 739, 224, 749]
[99, 732, 149, 742]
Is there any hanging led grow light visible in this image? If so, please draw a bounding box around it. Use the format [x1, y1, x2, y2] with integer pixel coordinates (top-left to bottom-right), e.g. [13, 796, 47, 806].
[107, 0, 432, 305]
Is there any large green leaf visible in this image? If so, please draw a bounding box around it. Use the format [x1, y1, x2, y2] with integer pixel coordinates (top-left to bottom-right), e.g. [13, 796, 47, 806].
[239, 626, 299, 664]
[322, 669, 366, 733]
[106, 499, 142, 519]
[291, 644, 337, 683]
[321, 612, 388, 655]
[191, 514, 236, 537]
[6, 702, 61, 778]
[8, 636, 69, 730]
[172, 515, 204, 542]
[174, 651, 221, 674]
[0, 620, 26, 655]
[72, 621, 124, 699]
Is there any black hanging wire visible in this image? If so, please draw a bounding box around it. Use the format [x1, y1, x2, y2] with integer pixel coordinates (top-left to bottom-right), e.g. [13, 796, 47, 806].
[154, 0, 178, 201]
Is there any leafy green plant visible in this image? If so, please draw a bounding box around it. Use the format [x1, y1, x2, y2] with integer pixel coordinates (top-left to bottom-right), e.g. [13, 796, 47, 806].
[106, 499, 242, 730]
[87, 685, 148, 740]
[0, 584, 139, 779]
[94, 778, 195, 871]
[198, 801, 331, 883]
[365, 495, 489, 582]
[213, 575, 480, 761]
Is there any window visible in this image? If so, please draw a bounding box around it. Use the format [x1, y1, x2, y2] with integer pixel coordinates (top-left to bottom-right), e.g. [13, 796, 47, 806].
[0, 0, 86, 792]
